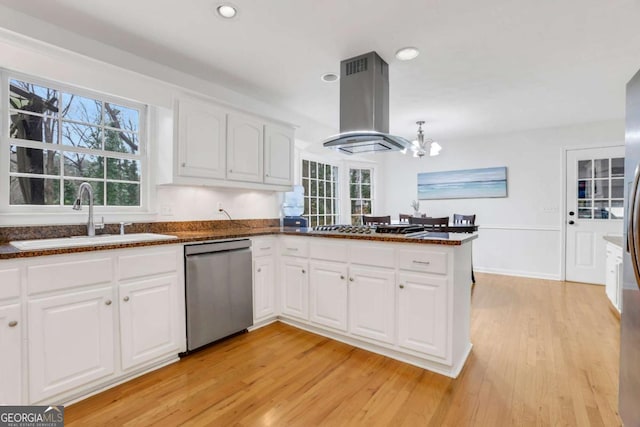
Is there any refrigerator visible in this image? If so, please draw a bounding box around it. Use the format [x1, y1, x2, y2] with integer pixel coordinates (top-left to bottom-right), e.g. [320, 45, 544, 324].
[620, 67, 640, 425]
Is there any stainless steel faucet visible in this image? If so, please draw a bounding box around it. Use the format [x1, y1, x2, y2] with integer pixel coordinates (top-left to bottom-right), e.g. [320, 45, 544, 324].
[72, 182, 104, 236]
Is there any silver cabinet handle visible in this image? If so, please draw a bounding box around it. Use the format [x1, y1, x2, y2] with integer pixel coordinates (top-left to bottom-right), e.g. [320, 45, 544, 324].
[340, 275, 345, 280]
[399, 284, 405, 289]
[257, 268, 262, 272]
[229, 169, 233, 173]
[123, 296, 130, 302]
[181, 162, 186, 167]
[8, 321, 17, 327]
[301, 269, 306, 274]
[412, 260, 431, 265]
[260, 247, 271, 250]
[349, 277, 354, 282]
[287, 247, 299, 251]
[105, 300, 112, 306]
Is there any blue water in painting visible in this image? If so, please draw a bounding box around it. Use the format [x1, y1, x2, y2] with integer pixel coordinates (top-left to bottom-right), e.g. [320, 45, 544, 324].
[418, 180, 507, 199]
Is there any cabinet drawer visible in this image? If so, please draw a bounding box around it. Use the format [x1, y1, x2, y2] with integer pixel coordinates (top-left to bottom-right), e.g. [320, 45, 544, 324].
[119, 249, 178, 281]
[348, 242, 395, 268]
[280, 238, 309, 257]
[0, 267, 20, 300]
[309, 239, 348, 262]
[28, 257, 113, 295]
[398, 249, 448, 275]
[252, 237, 276, 257]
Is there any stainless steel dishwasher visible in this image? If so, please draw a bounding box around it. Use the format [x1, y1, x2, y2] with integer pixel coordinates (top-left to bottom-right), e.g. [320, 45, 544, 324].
[184, 239, 253, 352]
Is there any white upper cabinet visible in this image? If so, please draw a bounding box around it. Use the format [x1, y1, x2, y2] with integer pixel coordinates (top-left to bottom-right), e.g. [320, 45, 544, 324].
[264, 124, 294, 186]
[177, 96, 227, 179]
[227, 113, 264, 183]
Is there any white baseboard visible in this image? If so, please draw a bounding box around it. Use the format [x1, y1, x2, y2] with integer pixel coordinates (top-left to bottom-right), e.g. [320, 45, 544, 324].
[474, 266, 561, 281]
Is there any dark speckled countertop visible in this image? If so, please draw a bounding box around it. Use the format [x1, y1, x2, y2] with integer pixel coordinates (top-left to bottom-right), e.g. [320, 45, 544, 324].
[0, 220, 478, 260]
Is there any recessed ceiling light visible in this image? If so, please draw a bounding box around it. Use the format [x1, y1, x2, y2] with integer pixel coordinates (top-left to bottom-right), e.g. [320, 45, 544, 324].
[216, 4, 237, 19]
[321, 73, 339, 83]
[395, 47, 420, 61]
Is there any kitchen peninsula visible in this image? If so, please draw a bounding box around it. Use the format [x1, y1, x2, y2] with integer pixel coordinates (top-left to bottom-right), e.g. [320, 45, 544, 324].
[0, 220, 476, 405]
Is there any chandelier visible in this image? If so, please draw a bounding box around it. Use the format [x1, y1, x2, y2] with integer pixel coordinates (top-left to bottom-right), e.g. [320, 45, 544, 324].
[411, 121, 441, 158]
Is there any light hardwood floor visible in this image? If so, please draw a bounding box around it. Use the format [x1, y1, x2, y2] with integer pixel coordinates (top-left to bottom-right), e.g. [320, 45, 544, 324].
[65, 273, 622, 426]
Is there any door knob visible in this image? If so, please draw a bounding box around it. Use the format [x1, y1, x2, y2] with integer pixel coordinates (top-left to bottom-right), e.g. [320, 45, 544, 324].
[123, 296, 130, 302]
[105, 300, 112, 306]
[568, 220, 575, 225]
[340, 275, 345, 280]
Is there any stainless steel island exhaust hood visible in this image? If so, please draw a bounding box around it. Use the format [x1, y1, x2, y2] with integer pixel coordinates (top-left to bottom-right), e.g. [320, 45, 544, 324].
[323, 51, 411, 154]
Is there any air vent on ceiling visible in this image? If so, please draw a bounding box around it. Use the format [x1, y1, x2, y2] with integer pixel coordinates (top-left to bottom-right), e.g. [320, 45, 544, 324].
[345, 57, 368, 76]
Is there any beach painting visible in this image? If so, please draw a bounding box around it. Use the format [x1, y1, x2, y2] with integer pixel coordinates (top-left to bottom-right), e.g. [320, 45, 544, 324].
[418, 167, 508, 200]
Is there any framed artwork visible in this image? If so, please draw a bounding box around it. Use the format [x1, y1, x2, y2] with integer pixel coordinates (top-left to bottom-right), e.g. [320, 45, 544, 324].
[418, 167, 508, 200]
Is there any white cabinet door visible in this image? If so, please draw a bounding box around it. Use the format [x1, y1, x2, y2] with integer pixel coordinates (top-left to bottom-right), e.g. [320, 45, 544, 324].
[264, 124, 294, 186]
[397, 273, 448, 359]
[177, 96, 227, 179]
[280, 257, 309, 320]
[348, 266, 395, 344]
[254, 256, 276, 321]
[309, 261, 348, 331]
[0, 304, 22, 404]
[119, 275, 181, 371]
[28, 287, 115, 402]
[227, 113, 264, 183]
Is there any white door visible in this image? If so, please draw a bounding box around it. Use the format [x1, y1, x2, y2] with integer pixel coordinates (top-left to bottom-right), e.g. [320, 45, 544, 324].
[119, 275, 181, 371]
[253, 256, 276, 321]
[565, 147, 624, 284]
[264, 124, 294, 186]
[0, 304, 22, 404]
[280, 257, 309, 320]
[227, 113, 264, 183]
[397, 272, 448, 359]
[28, 287, 115, 402]
[177, 96, 227, 179]
[348, 266, 395, 344]
[309, 261, 348, 331]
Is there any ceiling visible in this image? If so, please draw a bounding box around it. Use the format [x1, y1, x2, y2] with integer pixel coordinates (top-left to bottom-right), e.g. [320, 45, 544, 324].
[1, 0, 640, 143]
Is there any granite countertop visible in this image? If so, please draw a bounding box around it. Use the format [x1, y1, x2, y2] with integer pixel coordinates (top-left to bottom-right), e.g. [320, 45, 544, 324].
[603, 235, 623, 248]
[0, 225, 478, 260]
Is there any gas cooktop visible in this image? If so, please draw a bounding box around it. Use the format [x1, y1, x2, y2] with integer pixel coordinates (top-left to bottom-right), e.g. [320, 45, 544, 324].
[311, 224, 425, 234]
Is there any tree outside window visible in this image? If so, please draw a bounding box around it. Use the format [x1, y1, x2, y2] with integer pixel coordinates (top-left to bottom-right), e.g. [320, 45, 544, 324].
[349, 168, 372, 225]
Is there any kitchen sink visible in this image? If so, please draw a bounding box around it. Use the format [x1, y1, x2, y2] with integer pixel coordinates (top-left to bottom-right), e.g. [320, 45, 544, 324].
[10, 233, 178, 251]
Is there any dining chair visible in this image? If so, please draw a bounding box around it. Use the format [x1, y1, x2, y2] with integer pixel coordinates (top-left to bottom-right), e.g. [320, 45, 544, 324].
[362, 215, 391, 225]
[453, 213, 476, 225]
[399, 213, 412, 223]
[408, 216, 449, 227]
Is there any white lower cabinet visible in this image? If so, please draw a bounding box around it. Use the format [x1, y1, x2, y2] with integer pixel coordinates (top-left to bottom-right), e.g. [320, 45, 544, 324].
[348, 266, 395, 344]
[0, 303, 22, 404]
[605, 242, 623, 312]
[119, 275, 181, 371]
[28, 287, 115, 403]
[309, 261, 348, 332]
[253, 256, 276, 321]
[280, 256, 309, 320]
[397, 272, 448, 359]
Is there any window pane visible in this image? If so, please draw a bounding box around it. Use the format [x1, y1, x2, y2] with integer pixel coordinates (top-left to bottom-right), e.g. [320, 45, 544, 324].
[64, 153, 103, 179]
[10, 112, 58, 144]
[351, 200, 361, 214]
[594, 179, 609, 199]
[10, 146, 60, 175]
[318, 164, 325, 180]
[362, 184, 371, 199]
[362, 200, 372, 214]
[304, 197, 309, 215]
[351, 215, 360, 225]
[578, 180, 591, 199]
[64, 180, 104, 206]
[107, 182, 140, 206]
[578, 200, 592, 208]
[104, 102, 139, 133]
[611, 200, 624, 219]
[104, 129, 139, 154]
[578, 160, 592, 179]
[594, 201, 609, 219]
[578, 209, 592, 219]
[106, 158, 141, 181]
[310, 181, 317, 196]
[612, 178, 624, 199]
[62, 121, 102, 150]
[350, 169, 359, 183]
[350, 184, 360, 199]
[361, 169, 371, 184]
[612, 158, 624, 177]
[310, 162, 317, 179]
[318, 182, 325, 197]
[9, 80, 58, 114]
[61, 93, 101, 125]
[318, 199, 325, 215]
[325, 165, 332, 181]
[10, 177, 59, 205]
[302, 160, 309, 178]
[594, 159, 609, 178]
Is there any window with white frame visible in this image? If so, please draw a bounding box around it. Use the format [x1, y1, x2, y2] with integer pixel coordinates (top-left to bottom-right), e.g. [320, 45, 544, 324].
[6, 74, 145, 208]
[301, 159, 339, 226]
[349, 167, 373, 225]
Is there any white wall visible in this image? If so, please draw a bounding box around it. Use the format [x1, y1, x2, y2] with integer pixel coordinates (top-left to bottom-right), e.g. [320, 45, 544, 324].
[0, 10, 335, 226]
[379, 120, 624, 280]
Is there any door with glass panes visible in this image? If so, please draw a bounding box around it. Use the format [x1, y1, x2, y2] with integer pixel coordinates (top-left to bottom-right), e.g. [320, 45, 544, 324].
[565, 147, 624, 284]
